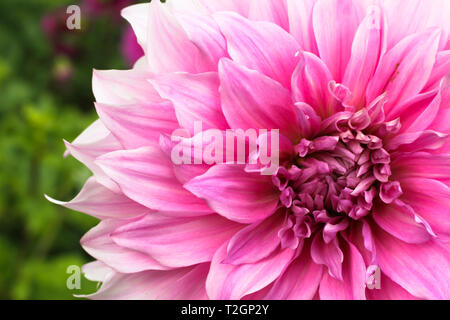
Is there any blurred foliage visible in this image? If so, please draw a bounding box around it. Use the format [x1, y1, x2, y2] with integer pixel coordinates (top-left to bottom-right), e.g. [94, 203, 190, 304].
[0, 0, 142, 299]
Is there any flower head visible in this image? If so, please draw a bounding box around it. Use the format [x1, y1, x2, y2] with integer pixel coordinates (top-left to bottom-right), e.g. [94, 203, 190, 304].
[50, 0, 450, 300]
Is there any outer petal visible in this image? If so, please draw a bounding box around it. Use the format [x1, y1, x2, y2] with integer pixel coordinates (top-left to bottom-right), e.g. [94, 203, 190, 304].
[92, 69, 160, 105]
[400, 178, 450, 240]
[206, 242, 295, 300]
[248, 0, 289, 31]
[223, 212, 284, 265]
[313, 0, 363, 81]
[96, 145, 213, 213]
[343, 5, 384, 107]
[86, 263, 209, 300]
[319, 240, 366, 300]
[373, 224, 450, 299]
[219, 58, 300, 142]
[366, 29, 441, 111]
[146, 0, 204, 73]
[287, 0, 318, 54]
[214, 12, 300, 89]
[373, 201, 433, 244]
[310, 233, 344, 280]
[45, 177, 148, 220]
[266, 242, 323, 299]
[112, 213, 241, 268]
[151, 72, 228, 135]
[82, 261, 115, 283]
[185, 165, 279, 224]
[292, 52, 339, 118]
[64, 121, 122, 193]
[366, 272, 419, 300]
[81, 220, 170, 273]
[95, 102, 178, 149]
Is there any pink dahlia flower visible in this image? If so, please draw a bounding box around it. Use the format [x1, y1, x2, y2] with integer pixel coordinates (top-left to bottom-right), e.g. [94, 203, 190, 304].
[49, 0, 450, 300]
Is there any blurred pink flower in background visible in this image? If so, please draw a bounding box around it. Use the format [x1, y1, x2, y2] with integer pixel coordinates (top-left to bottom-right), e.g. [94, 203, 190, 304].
[120, 26, 144, 66]
[49, 0, 450, 299]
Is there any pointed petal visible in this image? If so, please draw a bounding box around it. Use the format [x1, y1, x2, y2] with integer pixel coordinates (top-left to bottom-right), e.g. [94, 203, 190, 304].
[373, 201, 433, 244]
[343, 5, 384, 107]
[81, 220, 170, 273]
[112, 213, 242, 268]
[292, 52, 339, 118]
[287, 0, 318, 54]
[311, 233, 344, 280]
[366, 29, 441, 111]
[373, 224, 450, 299]
[151, 72, 228, 134]
[214, 12, 299, 88]
[206, 242, 295, 299]
[224, 213, 284, 265]
[96, 146, 213, 213]
[218, 58, 300, 141]
[46, 176, 148, 220]
[185, 165, 279, 224]
[95, 102, 178, 149]
[249, 0, 289, 31]
[266, 242, 323, 299]
[313, 0, 363, 81]
[86, 263, 209, 300]
[319, 240, 366, 300]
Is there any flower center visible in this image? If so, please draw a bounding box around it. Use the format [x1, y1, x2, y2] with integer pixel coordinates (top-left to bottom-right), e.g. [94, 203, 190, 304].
[272, 109, 403, 249]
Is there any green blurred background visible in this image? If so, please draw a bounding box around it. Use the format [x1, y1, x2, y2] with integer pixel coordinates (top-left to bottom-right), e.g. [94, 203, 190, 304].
[0, 0, 144, 299]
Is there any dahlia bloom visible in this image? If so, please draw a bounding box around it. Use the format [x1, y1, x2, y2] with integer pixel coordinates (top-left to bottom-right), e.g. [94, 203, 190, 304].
[49, 0, 450, 299]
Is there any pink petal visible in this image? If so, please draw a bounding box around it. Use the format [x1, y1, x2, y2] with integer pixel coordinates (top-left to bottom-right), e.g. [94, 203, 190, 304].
[343, 5, 384, 107]
[373, 224, 450, 299]
[385, 130, 448, 153]
[313, 0, 363, 82]
[373, 201, 433, 244]
[214, 12, 300, 88]
[424, 51, 450, 91]
[111, 213, 242, 268]
[392, 152, 450, 185]
[92, 69, 160, 105]
[185, 165, 279, 224]
[265, 243, 323, 299]
[311, 233, 344, 280]
[96, 145, 213, 213]
[319, 240, 366, 300]
[146, 1, 204, 73]
[218, 58, 300, 142]
[45, 176, 148, 220]
[82, 261, 115, 283]
[206, 242, 295, 299]
[366, 29, 441, 111]
[95, 102, 178, 149]
[400, 178, 450, 240]
[366, 272, 419, 300]
[81, 220, 169, 273]
[121, 4, 148, 50]
[64, 123, 122, 193]
[85, 263, 209, 300]
[286, 0, 318, 54]
[151, 72, 228, 134]
[292, 52, 339, 118]
[249, 0, 289, 31]
[223, 212, 284, 265]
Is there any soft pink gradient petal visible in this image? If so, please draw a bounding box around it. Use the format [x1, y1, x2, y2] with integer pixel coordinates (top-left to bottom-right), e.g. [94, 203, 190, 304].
[311, 233, 344, 280]
[218, 58, 300, 141]
[85, 263, 210, 300]
[151, 72, 228, 134]
[96, 145, 213, 213]
[111, 213, 242, 268]
[214, 12, 300, 89]
[185, 165, 279, 223]
[319, 240, 366, 300]
[81, 219, 170, 273]
[248, 0, 289, 31]
[287, 0, 318, 55]
[206, 242, 295, 300]
[45, 177, 148, 220]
